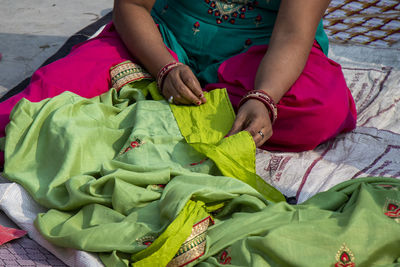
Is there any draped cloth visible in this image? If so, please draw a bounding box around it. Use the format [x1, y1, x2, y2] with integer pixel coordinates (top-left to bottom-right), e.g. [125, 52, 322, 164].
[2, 78, 283, 266]
[2, 74, 400, 266]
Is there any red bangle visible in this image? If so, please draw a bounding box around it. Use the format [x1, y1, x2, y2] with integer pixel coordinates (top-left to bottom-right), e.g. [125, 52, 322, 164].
[156, 62, 183, 93]
[238, 90, 278, 124]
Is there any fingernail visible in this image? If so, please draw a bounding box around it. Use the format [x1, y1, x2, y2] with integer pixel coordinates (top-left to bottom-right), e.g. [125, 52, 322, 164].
[199, 93, 204, 98]
[196, 101, 201, 105]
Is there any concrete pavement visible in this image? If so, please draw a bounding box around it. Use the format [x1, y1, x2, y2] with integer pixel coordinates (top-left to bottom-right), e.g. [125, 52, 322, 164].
[0, 0, 113, 97]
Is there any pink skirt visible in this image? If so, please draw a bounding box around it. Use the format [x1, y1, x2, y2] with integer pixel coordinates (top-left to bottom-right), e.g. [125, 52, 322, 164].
[205, 42, 357, 152]
[0, 23, 356, 164]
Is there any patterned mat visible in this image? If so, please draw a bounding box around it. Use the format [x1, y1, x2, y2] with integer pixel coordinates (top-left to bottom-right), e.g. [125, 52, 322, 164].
[0, 237, 66, 266]
[324, 0, 400, 47]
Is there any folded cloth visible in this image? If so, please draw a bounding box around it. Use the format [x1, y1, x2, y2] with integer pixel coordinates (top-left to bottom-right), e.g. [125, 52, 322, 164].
[2, 79, 282, 266]
[2, 75, 400, 266]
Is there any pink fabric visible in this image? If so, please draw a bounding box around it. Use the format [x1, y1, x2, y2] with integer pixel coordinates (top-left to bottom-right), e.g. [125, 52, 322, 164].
[205, 42, 357, 151]
[0, 225, 26, 245]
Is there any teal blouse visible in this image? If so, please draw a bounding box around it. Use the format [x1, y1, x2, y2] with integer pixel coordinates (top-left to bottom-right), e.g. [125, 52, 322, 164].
[152, 0, 329, 84]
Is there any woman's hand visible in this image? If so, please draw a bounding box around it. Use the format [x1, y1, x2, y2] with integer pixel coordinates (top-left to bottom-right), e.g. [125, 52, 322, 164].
[162, 64, 207, 105]
[227, 99, 273, 147]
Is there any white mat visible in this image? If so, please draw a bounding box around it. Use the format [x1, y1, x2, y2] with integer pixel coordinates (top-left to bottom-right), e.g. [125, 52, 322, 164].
[0, 179, 103, 267]
[256, 43, 400, 203]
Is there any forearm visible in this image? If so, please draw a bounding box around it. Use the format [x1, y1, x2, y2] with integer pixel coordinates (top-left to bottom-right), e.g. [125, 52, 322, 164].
[254, 34, 314, 104]
[113, 0, 176, 77]
[254, 0, 331, 104]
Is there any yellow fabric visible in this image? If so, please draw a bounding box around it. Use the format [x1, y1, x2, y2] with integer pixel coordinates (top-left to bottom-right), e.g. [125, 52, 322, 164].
[170, 89, 284, 202]
[131, 200, 209, 266]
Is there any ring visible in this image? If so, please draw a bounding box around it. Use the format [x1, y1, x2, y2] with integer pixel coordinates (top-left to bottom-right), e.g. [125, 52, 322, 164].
[258, 130, 264, 138]
[168, 96, 174, 104]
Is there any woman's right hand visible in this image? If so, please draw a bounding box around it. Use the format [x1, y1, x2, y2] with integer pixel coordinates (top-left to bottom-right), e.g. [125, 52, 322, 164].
[161, 64, 207, 105]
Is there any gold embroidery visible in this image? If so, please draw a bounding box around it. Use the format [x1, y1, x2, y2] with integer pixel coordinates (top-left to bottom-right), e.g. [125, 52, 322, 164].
[215, 1, 248, 16]
[167, 217, 212, 267]
[110, 61, 152, 91]
[220, 0, 250, 3]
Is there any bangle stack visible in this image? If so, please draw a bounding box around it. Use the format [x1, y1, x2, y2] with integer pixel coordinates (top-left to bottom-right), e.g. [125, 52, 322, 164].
[156, 61, 183, 93]
[238, 90, 278, 124]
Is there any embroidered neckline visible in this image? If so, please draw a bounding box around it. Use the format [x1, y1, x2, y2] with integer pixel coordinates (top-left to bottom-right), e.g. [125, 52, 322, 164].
[204, 0, 258, 25]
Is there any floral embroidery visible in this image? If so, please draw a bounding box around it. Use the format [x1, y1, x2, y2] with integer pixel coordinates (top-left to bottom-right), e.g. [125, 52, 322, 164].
[244, 38, 252, 48]
[335, 244, 355, 267]
[120, 138, 144, 155]
[193, 21, 200, 35]
[218, 248, 232, 265]
[148, 184, 166, 192]
[383, 199, 400, 223]
[189, 158, 208, 166]
[136, 235, 156, 247]
[254, 14, 262, 26]
[204, 0, 258, 25]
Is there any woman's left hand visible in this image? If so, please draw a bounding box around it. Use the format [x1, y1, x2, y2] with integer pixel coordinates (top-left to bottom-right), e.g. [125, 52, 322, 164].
[227, 99, 273, 147]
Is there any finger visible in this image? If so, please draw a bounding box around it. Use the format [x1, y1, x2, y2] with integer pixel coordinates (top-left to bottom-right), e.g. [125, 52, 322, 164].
[180, 69, 207, 104]
[226, 114, 247, 137]
[162, 76, 189, 105]
[246, 124, 273, 147]
[244, 117, 268, 147]
[244, 125, 262, 146]
[257, 128, 273, 147]
[162, 69, 190, 105]
[173, 93, 188, 105]
[169, 71, 201, 105]
[161, 79, 175, 103]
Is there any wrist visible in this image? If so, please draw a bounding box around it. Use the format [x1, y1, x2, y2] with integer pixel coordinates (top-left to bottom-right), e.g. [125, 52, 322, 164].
[253, 87, 282, 104]
[156, 61, 183, 94]
[238, 90, 278, 124]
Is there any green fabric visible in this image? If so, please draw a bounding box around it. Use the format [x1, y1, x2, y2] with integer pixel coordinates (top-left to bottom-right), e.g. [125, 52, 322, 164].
[152, 0, 329, 84]
[3, 81, 278, 266]
[197, 177, 400, 266]
[0, 137, 4, 154]
[315, 20, 329, 55]
[3, 79, 400, 266]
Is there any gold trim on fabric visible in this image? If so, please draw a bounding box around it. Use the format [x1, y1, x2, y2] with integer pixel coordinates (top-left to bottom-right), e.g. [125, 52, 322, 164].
[167, 217, 212, 267]
[110, 61, 153, 91]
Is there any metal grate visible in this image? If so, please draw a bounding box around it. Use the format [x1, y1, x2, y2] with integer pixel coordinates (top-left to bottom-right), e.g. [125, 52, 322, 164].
[323, 0, 400, 47]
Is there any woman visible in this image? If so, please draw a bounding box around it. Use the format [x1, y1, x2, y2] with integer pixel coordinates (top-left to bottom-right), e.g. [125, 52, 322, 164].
[0, 0, 356, 161]
[112, 0, 356, 150]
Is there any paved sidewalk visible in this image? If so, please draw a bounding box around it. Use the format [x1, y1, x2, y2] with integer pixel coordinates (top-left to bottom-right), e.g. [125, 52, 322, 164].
[0, 0, 113, 97]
